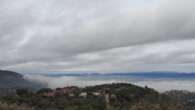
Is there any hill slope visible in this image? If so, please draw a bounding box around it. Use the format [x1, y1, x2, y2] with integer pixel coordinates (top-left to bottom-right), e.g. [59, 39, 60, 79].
[0, 70, 36, 89]
[0, 83, 186, 110]
[0, 70, 30, 88]
[0, 70, 42, 96]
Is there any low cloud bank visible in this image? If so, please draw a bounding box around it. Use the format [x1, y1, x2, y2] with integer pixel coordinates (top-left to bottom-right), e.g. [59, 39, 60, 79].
[24, 74, 195, 92]
[134, 80, 195, 92]
[24, 74, 120, 89]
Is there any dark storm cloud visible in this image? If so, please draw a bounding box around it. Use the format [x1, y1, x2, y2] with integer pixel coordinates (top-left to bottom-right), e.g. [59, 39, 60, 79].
[0, 0, 195, 73]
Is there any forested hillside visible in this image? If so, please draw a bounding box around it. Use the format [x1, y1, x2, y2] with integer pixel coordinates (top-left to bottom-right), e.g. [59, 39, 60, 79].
[0, 83, 194, 110]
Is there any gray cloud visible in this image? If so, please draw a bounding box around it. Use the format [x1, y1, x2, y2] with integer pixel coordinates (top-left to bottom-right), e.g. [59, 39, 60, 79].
[0, 0, 195, 73]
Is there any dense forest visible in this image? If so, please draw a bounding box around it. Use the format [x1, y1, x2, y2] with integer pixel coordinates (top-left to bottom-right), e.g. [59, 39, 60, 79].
[0, 83, 195, 110]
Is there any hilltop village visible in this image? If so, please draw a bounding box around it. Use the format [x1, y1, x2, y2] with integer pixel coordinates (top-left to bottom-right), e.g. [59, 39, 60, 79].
[1, 83, 195, 110]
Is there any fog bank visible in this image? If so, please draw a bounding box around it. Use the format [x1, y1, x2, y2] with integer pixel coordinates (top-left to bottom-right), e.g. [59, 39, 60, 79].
[24, 74, 195, 92]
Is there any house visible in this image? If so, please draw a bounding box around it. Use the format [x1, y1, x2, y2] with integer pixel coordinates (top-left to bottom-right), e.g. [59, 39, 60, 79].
[79, 92, 87, 97]
[69, 93, 75, 97]
[93, 92, 101, 96]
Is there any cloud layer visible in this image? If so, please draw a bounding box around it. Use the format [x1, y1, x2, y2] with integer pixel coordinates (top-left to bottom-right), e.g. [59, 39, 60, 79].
[0, 0, 195, 73]
[24, 74, 195, 92]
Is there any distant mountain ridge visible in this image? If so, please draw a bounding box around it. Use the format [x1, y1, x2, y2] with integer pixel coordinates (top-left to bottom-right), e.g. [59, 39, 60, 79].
[47, 72, 195, 78]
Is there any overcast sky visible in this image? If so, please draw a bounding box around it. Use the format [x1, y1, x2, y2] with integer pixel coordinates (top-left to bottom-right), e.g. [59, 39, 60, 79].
[0, 0, 195, 73]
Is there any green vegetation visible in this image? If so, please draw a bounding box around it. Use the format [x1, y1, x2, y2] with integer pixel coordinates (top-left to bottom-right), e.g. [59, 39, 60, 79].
[0, 83, 194, 110]
[0, 102, 33, 110]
